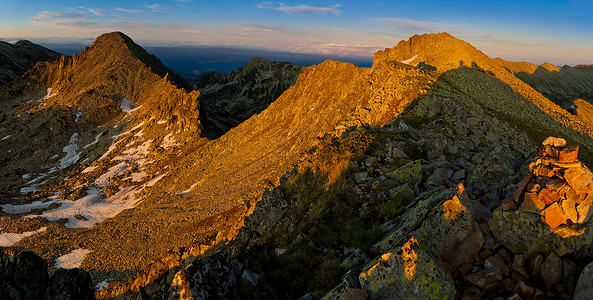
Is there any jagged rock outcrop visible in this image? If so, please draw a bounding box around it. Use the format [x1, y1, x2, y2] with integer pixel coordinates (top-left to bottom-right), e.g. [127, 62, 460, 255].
[192, 57, 302, 137]
[0, 40, 61, 85]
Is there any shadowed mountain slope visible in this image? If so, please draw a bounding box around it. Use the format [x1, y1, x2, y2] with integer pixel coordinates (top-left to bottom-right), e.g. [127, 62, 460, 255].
[377, 32, 593, 160]
[0, 40, 61, 85]
[494, 58, 593, 108]
[192, 57, 302, 138]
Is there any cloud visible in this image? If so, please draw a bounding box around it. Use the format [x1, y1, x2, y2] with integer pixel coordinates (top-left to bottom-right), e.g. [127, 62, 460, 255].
[255, 2, 342, 15]
[114, 7, 139, 13]
[77, 7, 106, 16]
[145, 4, 169, 13]
[33, 11, 83, 20]
[88, 9, 105, 16]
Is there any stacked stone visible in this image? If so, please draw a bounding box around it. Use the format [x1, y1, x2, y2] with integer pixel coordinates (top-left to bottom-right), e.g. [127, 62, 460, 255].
[502, 136, 593, 228]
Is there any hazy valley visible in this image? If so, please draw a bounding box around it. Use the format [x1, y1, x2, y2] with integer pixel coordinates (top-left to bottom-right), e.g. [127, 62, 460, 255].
[1, 31, 593, 300]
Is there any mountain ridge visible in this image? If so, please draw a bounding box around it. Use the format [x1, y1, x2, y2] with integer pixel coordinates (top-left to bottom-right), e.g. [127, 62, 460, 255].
[0, 39, 61, 85]
[2, 31, 593, 299]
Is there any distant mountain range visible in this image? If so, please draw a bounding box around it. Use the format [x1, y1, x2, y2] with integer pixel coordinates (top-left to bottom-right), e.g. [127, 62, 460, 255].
[0, 40, 60, 85]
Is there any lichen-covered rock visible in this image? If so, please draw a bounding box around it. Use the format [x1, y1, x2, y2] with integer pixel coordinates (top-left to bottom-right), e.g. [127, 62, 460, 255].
[360, 237, 455, 300]
[575, 261, 593, 300]
[373, 188, 456, 252]
[388, 160, 422, 187]
[489, 208, 593, 258]
[415, 185, 484, 268]
[322, 270, 364, 300]
[168, 252, 237, 300]
[242, 187, 288, 237]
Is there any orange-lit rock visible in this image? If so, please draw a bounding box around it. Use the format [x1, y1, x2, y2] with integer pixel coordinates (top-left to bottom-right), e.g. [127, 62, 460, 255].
[558, 145, 579, 163]
[542, 202, 567, 228]
[539, 188, 565, 205]
[564, 166, 593, 195]
[520, 192, 545, 214]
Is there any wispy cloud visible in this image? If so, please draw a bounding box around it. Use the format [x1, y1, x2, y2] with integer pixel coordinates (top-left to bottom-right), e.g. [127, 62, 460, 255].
[255, 2, 342, 15]
[77, 7, 106, 16]
[114, 7, 139, 13]
[145, 4, 169, 13]
[33, 11, 83, 20]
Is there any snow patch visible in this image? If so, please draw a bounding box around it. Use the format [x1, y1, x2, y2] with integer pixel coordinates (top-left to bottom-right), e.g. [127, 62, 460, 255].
[82, 166, 97, 174]
[95, 162, 129, 186]
[128, 171, 148, 182]
[146, 173, 167, 187]
[59, 133, 79, 169]
[120, 97, 141, 113]
[113, 140, 152, 162]
[20, 186, 36, 194]
[1, 199, 60, 214]
[1, 135, 11, 141]
[0, 227, 47, 247]
[95, 280, 110, 291]
[55, 249, 92, 269]
[27, 187, 143, 228]
[157, 120, 167, 125]
[84, 133, 103, 149]
[401, 54, 418, 65]
[176, 181, 200, 195]
[160, 133, 177, 149]
[75, 111, 83, 122]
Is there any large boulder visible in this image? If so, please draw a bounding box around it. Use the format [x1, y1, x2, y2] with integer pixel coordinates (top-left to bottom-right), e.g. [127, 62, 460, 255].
[489, 206, 593, 258]
[414, 185, 484, 268]
[575, 261, 593, 300]
[360, 237, 455, 300]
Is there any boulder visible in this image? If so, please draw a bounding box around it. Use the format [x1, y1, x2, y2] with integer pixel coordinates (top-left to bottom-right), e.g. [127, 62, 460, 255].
[574, 261, 593, 300]
[415, 185, 484, 268]
[489, 208, 593, 258]
[360, 237, 455, 300]
[388, 160, 423, 187]
[542, 137, 567, 148]
[539, 252, 563, 285]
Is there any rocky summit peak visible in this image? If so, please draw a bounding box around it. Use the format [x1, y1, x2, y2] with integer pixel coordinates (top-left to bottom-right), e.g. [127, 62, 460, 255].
[374, 32, 489, 71]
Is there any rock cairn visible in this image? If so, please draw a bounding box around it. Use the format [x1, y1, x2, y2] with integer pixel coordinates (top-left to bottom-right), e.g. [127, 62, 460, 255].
[502, 136, 593, 228]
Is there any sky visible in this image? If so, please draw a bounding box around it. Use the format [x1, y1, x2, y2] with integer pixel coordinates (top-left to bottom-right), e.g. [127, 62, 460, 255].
[1, 0, 592, 65]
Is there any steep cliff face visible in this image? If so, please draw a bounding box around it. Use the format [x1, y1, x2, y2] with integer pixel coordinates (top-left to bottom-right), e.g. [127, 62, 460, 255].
[0, 40, 61, 85]
[192, 57, 302, 137]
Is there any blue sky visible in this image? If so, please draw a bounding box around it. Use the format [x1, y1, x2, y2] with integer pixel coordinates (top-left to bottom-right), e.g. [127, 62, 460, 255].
[1, 0, 592, 65]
